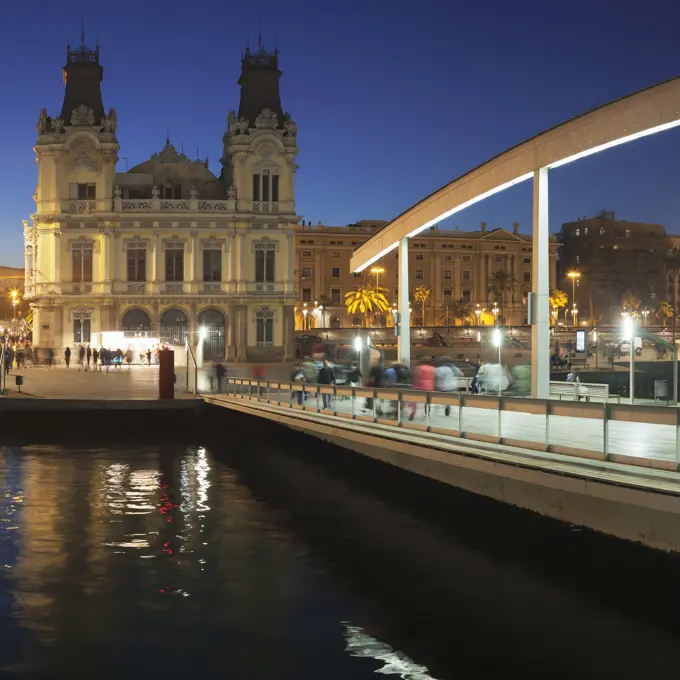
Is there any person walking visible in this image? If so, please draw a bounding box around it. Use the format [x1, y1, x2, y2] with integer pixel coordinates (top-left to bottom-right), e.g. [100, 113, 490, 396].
[214, 363, 227, 393]
[291, 363, 306, 405]
[317, 359, 335, 409]
[146, 349, 152, 366]
[92, 347, 99, 370]
[409, 360, 435, 421]
[86, 345, 92, 370]
[78, 345, 85, 371]
[64, 346, 71, 368]
[435, 360, 456, 416]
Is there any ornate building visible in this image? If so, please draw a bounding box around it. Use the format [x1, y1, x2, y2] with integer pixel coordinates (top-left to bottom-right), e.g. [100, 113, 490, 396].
[24, 38, 299, 362]
[295, 220, 558, 328]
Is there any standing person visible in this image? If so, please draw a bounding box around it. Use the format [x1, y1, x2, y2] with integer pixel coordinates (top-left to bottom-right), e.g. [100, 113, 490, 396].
[92, 347, 99, 370]
[214, 363, 227, 393]
[317, 359, 335, 409]
[146, 348, 152, 366]
[86, 345, 92, 370]
[78, 345, 85, 371]
[64, 346, 71, 368]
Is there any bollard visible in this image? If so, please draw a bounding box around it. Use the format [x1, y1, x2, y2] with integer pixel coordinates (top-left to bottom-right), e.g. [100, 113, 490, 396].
[15, 375, 23, 393]
[158, 349, 175, 400]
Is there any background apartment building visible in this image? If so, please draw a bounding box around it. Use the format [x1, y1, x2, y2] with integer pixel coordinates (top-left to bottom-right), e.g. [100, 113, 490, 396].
[295, 220, 558, 328]
[557, 212, 669, 324]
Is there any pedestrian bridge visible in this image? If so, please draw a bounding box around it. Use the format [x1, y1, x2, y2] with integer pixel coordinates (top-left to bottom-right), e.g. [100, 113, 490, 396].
[205, 378, 680, 552]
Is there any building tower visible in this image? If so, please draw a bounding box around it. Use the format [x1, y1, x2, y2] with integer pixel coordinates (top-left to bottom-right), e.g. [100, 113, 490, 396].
[26, 36, 119, 349]
[220, 40, 300, 360]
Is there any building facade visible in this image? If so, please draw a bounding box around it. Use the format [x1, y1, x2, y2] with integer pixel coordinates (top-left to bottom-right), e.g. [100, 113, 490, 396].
[24, 39, 299, 361]
[295, 220, 558, 328]
[557, 212, 669, 324]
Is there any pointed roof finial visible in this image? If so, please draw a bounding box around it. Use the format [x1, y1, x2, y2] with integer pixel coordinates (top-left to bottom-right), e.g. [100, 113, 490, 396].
[257, 19, 262, 49]
[81, 14, 85, 47]
[166, 126, 170, 146]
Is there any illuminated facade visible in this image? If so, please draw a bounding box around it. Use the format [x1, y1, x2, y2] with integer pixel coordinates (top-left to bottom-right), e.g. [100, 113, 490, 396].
[24, 38, 299, 361]
[295, 220, 558, 328]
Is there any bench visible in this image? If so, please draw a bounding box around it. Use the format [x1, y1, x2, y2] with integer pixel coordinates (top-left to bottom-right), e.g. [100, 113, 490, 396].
[549, 380, 616, 402]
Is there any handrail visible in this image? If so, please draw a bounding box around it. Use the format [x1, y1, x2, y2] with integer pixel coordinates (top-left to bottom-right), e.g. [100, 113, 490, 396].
[186, 342, 199, 395]
[219, 377, 680, 471]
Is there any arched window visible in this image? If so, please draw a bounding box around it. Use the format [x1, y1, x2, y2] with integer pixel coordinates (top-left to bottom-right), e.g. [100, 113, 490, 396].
[198, 308, 226, 360]
[160, 308, 188, 345]
[122, 308, 151, 331]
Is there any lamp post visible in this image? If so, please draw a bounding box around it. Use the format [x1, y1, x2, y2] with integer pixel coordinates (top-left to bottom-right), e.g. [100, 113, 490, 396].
[302, 306, 309, 331]
[623, 315, 635, 404]
[492, 327, 502, 396]
[492, 302, 500, 326]
[571, 305, 578, 327]
[567, 271, 581, 322]
[10, 289, 18, 334]
[370, 266, 385, 290]
[475, 304, 481, 326]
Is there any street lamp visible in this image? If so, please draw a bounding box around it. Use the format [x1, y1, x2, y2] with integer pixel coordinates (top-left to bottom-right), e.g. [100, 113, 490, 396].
[571, 305, 578, 326]
[492, 327, 502, 396]
[475, 304, 481, 326]
[567, 270, 581, 320]
[302, 305, 309, 331]
[622, 315, 635, 403]
[492, 302, 500, 325]
[370, 267, 385, 290]
[9, 289, 19, 333]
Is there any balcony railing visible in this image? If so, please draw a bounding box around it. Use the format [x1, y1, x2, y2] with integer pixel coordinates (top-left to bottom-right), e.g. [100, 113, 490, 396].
[163, 283, 184, 294]
[59, 198, 295, 214]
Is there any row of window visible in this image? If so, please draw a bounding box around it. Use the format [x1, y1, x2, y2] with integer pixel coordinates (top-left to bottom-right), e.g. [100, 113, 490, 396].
[299, 265, 532, 282]
[72, 247, 276, 284]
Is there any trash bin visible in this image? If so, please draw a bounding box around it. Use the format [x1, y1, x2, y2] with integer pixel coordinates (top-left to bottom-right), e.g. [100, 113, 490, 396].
[654, 379, 668, 402]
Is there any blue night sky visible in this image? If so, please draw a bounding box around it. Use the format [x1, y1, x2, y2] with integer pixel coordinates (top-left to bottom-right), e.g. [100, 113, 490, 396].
[1, 0, 680, 266]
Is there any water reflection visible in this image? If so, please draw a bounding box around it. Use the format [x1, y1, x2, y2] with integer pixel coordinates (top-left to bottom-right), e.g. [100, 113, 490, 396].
[344, 624, 438, 679]
[2, 445, 408, 678]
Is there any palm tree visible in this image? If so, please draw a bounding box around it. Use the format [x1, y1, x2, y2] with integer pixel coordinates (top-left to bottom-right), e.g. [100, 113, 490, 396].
[442, 299, 473, 326]
[659, 301, 674, 326]
[549, 288, 568, 325]
[344, 287, 389, 327]
[487, 270, 518, 304]
[413, 286, 431, 326]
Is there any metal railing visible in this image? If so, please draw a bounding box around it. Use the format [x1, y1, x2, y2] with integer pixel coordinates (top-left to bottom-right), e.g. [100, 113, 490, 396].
[219, 378, 680, 470]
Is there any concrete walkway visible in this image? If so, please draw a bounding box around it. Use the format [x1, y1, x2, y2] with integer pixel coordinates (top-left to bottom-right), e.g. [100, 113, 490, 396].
[224, 386, 678, 466]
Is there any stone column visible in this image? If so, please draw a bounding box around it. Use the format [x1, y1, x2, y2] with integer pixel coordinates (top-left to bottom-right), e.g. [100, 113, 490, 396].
[111, 230, 118, 291]
[227, 303, 236, 360]
[190, 231, 198, 293]
[282, 304, 295, 362]
[531, 167, 550, 399]
[286, 230, 295, 295]
[228, 232, 237, 293]
[152, 231, 160, 293]
[235, 304, 248, 362]
[53, 231, 61, 293]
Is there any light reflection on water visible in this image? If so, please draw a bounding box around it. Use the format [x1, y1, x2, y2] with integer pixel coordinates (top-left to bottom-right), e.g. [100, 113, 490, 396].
[0, 445, 429, 678]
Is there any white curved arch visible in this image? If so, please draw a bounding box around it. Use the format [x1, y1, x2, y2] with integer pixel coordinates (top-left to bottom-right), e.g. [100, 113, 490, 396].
[351, 75, 680, 273]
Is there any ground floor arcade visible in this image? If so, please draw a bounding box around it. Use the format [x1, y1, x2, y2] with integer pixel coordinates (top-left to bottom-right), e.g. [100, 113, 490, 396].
[28, 297, 295, 363]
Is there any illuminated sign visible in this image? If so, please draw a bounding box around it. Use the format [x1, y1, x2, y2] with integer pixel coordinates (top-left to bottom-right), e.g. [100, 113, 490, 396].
[576, 330, 586, 353]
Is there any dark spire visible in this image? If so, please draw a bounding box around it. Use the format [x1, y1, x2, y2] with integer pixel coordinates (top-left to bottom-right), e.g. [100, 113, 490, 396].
[237, 40, 284, 128]
[60, 28, 105, 124]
